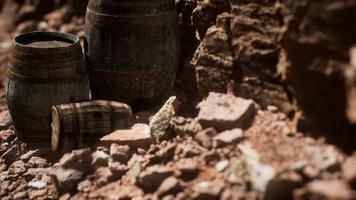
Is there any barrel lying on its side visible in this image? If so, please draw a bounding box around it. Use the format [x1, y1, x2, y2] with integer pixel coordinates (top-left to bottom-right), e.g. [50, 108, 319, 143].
[6, 31, 90, 146]
[51, 100, 132, 152]
[85, 0, 179, 106]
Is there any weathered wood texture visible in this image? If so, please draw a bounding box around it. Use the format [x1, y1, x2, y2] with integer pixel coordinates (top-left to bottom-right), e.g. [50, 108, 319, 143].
[51, 100, 132, 152]
[6, 31, 90, 145]
[84, 0, 179, 105]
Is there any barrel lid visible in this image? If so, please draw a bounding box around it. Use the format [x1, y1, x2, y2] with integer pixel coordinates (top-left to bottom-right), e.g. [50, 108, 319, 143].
[13, 31, 80, 51]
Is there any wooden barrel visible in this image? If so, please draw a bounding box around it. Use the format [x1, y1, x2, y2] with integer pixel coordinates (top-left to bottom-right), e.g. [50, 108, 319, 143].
[5, 31, 90, 145]
[84, 0, 178, 106]
[51, 100, 132, 152]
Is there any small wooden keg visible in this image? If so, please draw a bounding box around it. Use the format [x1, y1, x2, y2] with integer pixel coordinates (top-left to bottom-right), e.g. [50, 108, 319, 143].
[51, 100, 132, 152]
[5, 31, 90, 145]
[84, 0, 179, 106]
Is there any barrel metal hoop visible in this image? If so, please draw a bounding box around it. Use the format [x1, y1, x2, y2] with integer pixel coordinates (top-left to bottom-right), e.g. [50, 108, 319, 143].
[72, 103, 81, 148]
[106, 101, 114, 132]
[86, 8, 177, 26]
[89, 68, 175, 82]
[7, 69, 83, 84]
[9, 56, 82, 69]
[54, 105, 64, 151]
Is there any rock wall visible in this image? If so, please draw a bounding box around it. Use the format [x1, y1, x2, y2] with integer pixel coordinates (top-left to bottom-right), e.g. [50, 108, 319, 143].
[191, 0, 293, 113]
[279, 0, 356, 151]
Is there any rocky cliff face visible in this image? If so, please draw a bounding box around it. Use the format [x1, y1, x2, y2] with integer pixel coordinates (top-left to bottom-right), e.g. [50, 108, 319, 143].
[191, 0, 293, 114]
[279, 0, 356, 151]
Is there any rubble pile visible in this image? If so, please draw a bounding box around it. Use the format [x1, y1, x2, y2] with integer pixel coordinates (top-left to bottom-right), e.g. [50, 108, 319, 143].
[1, 93, 355, 199]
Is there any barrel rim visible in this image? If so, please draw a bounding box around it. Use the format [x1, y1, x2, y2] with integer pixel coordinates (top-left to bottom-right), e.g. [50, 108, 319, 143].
[14, 31, 80, 50]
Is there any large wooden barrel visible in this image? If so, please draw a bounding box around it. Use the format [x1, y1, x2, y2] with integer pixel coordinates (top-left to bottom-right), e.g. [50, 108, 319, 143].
[5, 31, 90, 145]
[51, 100, 132, 152]
[84, 0, 178, 106]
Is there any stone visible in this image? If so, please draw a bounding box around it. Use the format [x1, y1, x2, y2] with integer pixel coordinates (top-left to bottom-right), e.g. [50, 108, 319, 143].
[202, 150, 220, 164]
[13, 191, 28, 200]
[77, 180, 92, 193]
[138, 165, 175, 192]
[149, 96, 181, 142]
[156, 176, 182, 197]
[108, 161, 128, 179]
[192, 180, 225, 199]
[95, 167, 116, 187]
[101, 124, 153, 148]
[0, 110, 12, 129]
[265, 172, 304, 200]
[92, 150, 109, 168]
[110, 144, 130, 163]
[59, 148, 92, 171]
[24, 168, 48, 181]
[1, 142, 27, 165]
[195, 128, 217, 148]
[26, 156, 48, 168]
[153, 143, 177, 162]
[8, 160, 27, 175]
[51, 167, 84, 192]
[296, 180, 354, 200]
[90, 183, 144, 200]
[27, 178, 47, 189]
[342, 154, 356, 188]
[176, 141, 206, 158]
[20, 149, 40, 162]
[213, 128, 244, 147]
[0, 129, 15, 143]
[176, 158, 200, 181]
[197, 93, 256, 131]
[170, 117, 203, 136]
[215, 160, 229, 172]
[238, 143, 276, 193]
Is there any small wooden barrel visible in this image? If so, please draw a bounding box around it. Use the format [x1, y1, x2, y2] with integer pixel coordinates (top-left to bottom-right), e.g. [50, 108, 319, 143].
[51, 100, 132, 152]
[84, 0, 178, 105]
[6, 31, 90, 145]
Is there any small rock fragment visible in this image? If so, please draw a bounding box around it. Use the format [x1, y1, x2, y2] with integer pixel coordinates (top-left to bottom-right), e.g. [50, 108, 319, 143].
[156, 176, 182, 197]
[77, 180, 92, 193]
[90, 183, 144, 200]
[213, 128, 244, 147]
[26, 156, 48, 168]
[110, 144, 130, 163]
[95, 167, 116, 187]
[101, 124, 153, 148]
[216, 160, 229, 172]
[149, 96, 181, 142]
[8, 160, 27, 175]
[195, 128, 218, 148]
[197, 93, 257, 131]
[342, 154, 356, 188]
[192, 180, 224, 199]
[92, 150, 109, 168]
[51, 167, 84, 192]
[239, 143, 276, 193]
[295, 180, 355, 200]
[27, 178, 47, 190]
[138, 165, 175, 192]
[59, 148, 92, 170]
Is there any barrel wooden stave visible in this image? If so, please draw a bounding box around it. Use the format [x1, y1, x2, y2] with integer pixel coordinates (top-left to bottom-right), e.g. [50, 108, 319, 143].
[51, 100, 132, 152]
[6, 32, 90, 145]
[85, 0, 178, 105]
